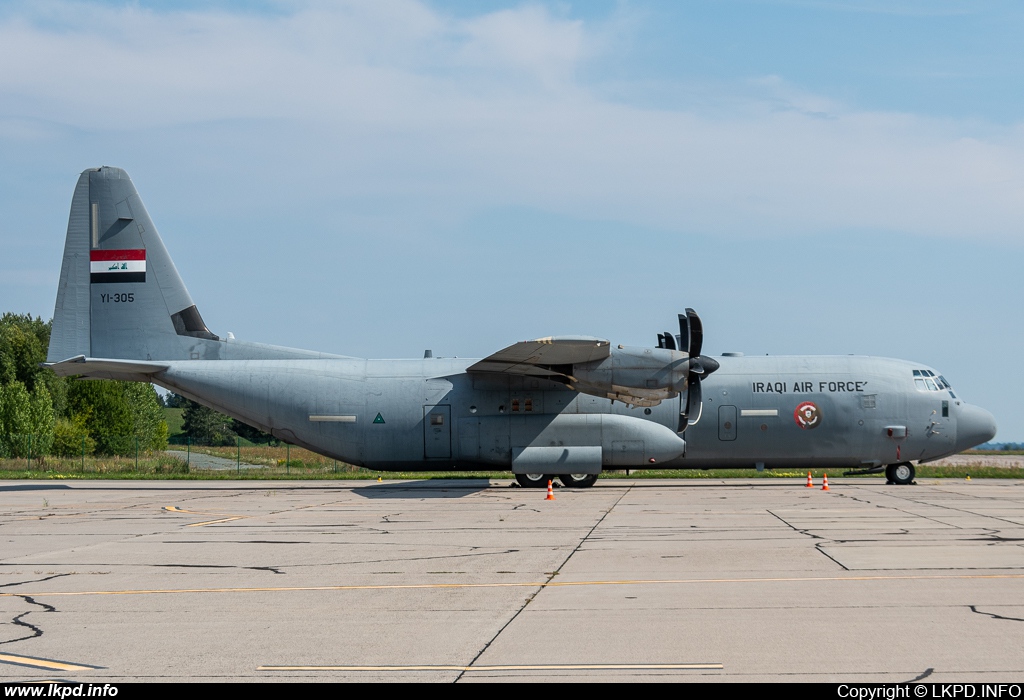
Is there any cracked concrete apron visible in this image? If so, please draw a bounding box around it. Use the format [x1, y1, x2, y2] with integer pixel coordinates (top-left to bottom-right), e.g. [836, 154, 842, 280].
[0, 478, 1021, 682]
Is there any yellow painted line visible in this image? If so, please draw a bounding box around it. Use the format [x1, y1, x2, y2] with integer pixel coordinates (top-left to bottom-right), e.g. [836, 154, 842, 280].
[258, 663, 723, 672]
[163, 506, 247, 526]
[0, 653, 99, 672]
[186, 516, 245, 527]
[1, 572, 1021, 599]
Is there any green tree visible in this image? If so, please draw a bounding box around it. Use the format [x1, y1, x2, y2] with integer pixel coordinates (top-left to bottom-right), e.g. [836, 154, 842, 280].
[0, 382, 32, 457]
[28, 383, 55, 456]
[231, 418, 275, 444]
[182, 400, 236, 446]
[67, 379, 168, 455]
[126, 383, 169, 451]
[52, 414, 96, 458]
[164, 392, 189, 408]
[0, 314, 50, 391]
[0, 314, 68, 421]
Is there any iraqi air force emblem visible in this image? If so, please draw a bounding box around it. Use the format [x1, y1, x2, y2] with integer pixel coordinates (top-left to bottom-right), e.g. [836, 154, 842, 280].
[794, 401, 821, 430]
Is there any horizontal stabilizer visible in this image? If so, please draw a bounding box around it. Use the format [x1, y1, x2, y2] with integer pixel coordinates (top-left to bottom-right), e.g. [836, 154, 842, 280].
[44, 355, 170, 380]
[467, 336, 610, 377]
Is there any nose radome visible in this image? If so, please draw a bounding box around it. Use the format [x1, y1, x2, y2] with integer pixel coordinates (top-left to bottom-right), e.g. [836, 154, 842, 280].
[957, 404, 998, 452]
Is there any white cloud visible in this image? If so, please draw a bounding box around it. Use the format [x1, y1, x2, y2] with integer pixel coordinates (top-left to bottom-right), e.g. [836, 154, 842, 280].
[457, 5, 588, 89]
[0, 0, 1022, 241]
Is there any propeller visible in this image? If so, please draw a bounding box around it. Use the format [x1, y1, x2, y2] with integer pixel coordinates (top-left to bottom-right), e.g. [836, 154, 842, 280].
[677, 308, 720, 432]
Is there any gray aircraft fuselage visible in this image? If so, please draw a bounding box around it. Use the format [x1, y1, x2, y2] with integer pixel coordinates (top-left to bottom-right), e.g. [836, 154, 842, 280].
[150, 352, 989, 473]
[45, 167, 998, 487]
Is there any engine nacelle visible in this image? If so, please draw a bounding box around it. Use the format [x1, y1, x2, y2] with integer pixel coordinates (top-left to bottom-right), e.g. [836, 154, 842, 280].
[570, 345, 689, 407]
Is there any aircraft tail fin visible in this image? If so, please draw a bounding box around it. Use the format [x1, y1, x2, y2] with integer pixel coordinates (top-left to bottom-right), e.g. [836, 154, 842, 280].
[49, 167, 348, 365]
[48, 167, 216, 363]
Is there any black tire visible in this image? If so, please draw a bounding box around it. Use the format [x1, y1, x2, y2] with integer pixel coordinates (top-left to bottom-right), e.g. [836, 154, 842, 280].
[886, 462, 915, 485]
[515, 473, 551, 488]
[559, 473, 599, 488]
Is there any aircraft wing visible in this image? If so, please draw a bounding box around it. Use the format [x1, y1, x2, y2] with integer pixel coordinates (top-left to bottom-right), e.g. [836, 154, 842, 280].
[44, 355, 171, 381]
[467, 336, 610, 381]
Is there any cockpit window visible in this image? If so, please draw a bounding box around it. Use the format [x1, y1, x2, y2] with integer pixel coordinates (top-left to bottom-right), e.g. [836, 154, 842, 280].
[913, 369, 956, 397]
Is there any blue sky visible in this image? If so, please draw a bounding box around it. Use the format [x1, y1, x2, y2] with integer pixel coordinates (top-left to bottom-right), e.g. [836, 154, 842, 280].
[1, 0, 1022, 438]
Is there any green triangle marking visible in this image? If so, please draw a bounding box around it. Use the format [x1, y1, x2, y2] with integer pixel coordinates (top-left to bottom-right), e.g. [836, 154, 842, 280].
[373, 413, 385, 424]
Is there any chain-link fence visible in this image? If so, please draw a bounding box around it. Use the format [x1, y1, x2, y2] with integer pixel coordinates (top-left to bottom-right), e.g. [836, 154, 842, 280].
[0, 434, 362, 476]
[165, 436, 359, 475]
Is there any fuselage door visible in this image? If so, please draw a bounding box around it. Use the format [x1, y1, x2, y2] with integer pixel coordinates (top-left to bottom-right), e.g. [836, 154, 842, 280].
[921, 399, 956, 459]
[423, 405, 452, 459]
[719, 405, 737, 441]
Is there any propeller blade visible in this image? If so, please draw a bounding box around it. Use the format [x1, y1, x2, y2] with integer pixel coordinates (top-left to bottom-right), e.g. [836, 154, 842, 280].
[662, 331, 676, 351]
[677, 313, 689, 357]
[674, 309, 713, 431]
[685, 308, 703, 359]
[687, 378, 704, 426]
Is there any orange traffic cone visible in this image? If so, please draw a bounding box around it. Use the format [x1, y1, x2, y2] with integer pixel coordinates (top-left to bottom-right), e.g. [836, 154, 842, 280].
[821, 474, 830, 491]
[545, 480, 556, 501]
[805, 472, 813, 488]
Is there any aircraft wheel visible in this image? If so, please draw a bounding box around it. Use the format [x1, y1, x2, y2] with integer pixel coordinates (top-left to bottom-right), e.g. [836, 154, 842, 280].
[886, 462, 915, 485]
[559, 473, 599, 488]
[515, 473, 551, 488]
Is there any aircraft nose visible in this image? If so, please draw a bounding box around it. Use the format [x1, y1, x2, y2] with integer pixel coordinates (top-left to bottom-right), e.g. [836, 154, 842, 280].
[957, 404, 997, 452]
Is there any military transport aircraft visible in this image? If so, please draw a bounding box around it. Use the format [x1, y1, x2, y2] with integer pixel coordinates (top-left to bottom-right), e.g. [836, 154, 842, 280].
[45, 167, 997, 487]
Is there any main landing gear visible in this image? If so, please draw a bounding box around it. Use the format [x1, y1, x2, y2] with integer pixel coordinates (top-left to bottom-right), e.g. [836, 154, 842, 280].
[515, 473, 549, 488]
[515, 473, 599, 489]
[558, 473, 599, 488]
[885, 462, 916, 485]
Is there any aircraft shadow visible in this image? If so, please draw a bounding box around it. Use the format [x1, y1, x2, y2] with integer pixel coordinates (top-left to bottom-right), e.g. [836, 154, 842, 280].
[0, 484, 73, 492]
[352, 479, 492, 499]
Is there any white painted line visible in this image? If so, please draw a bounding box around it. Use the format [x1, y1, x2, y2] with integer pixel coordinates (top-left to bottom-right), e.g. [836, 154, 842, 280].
[258, 663, 723, 672]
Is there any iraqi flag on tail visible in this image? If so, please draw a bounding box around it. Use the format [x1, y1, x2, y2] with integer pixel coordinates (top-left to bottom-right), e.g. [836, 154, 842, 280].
[90, 249, 146, 283]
